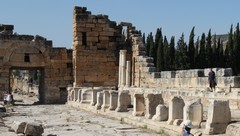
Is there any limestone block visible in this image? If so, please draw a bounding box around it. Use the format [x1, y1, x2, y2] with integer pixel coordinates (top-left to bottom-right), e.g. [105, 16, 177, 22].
[152, 104, 168, 121]
[115, 90, 131, 112]
[80, 88, 92, 104]
[24, 122, 44, 136]
[142, 67, 156, 73]
[73, 88, 78, 102]
[160, 71, 176, 78]
[167, 96, 185, 125]
[183, 98, 203, 127]
[205, 100, 231, 135]
[101, 90, 110, 110]
[216, 68, 232, 77]
[226, 123, 240, 136]
[144, 94, 164, 119]
[11, 121, 26, 134]
[173, 119, 183, 126]
[90, 88, 102, 106]
[217, 76, 240, 88]
[108, 90, 118, 110]
[95, 92, 103, 110]
[133, 93, 145, 116]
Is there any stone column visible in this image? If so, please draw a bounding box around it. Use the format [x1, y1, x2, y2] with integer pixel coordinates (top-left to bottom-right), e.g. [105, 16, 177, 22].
[120, 50, 127, 87]
[108, 90, 118, 111]
[118, 51, 122, 87]
[126, 61, 131, 87]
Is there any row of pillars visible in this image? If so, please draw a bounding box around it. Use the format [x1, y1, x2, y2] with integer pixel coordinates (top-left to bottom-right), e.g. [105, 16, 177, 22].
[118, 50, 131, 87]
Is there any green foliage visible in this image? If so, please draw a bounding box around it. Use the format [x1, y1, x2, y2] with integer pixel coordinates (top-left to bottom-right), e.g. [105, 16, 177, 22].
[188, 26, 195, 68]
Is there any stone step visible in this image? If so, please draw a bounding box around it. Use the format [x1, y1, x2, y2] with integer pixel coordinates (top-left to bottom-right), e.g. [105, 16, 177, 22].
[142, 67, 156, 73]
[141, 62, 154, 67]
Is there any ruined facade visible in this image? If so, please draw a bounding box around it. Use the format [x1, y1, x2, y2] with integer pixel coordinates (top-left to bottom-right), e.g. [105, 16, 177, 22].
[0, 24, 72, 104]
[68, 7, 240, 135]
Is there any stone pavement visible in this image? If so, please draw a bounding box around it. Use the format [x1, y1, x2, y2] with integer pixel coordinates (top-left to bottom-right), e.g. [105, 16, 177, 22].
[0, 94, 159, 136]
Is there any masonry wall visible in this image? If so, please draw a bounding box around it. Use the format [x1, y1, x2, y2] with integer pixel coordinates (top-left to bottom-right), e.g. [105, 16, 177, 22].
[0, 24, 73, 103]
[73, 7, 131, 87]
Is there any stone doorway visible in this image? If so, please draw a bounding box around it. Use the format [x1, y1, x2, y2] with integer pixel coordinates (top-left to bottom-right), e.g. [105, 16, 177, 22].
[10, 68, 44, 103]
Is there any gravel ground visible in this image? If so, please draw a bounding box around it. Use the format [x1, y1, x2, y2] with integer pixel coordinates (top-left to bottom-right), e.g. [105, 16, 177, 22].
[0, 94, 159, 136]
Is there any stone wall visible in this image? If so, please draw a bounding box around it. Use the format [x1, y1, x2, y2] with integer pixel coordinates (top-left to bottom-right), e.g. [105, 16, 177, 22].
[72, 7, 133, 87]
[0, 25, 73, 104]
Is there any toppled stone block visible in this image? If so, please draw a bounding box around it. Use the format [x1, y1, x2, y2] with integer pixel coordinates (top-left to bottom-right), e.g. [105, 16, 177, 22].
[24, 122, 44, 136]
[205, 100, 231, 135]
[11, 121, 26, 134]
[152, 104, 168, 121]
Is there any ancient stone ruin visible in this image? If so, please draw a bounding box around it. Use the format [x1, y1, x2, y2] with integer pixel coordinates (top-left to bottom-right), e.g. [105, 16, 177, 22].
[1, 6, 240, 135]
[67, 6, 240, 135]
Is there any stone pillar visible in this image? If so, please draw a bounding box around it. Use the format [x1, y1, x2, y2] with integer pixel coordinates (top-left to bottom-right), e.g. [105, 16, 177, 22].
[167, 96, 185, 125]
[183, 98, 203, 127]
[126, 61, 131, 87]
[77, 88, 82, 102]
[101, 90, 110, 110]
[205, 100, 231, 135]
[133, 93, 145, 116]
[67, 87, 73, 101]
[95, 92, 103, 110]
[152, 104, 169, 121]
[120, 50, 127, 87]
[80, 88, 92, 104]
[118, 51, 122, 87]
[108, 90, 118, 111]
[74, 88, 78, 102]
[90, 87, 102, 106]
[144, 94, 163, 119]
[115, 90, 131, 112]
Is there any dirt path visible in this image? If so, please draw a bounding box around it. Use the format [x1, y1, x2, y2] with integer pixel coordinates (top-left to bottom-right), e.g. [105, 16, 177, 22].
[0, 94, 159, 136]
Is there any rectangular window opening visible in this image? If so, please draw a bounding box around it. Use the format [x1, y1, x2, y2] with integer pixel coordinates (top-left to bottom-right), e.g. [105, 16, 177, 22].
[82, 32, 87, 46]
[24, 53, 30, 62]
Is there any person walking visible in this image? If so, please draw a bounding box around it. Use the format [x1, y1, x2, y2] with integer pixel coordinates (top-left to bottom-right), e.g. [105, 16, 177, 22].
[208, 68, 216, 92]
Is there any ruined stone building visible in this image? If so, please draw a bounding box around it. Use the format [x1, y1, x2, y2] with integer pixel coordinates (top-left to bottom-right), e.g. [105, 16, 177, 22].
[68, 7, 240, 135]
[0, 24, 73, 104]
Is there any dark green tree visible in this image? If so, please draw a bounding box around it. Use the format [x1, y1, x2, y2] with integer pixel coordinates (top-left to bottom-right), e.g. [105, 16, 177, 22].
[175, 33, 190, 70]
[154, 28, 163, 66]
[156, 32, 164, 72]
[217, 38, 224, 67]
[212, 34, 217, 67]
[163, 36, 169, 70]
[198, 33, 206, 68]
[194, 37, 200, 68]
[169, 36, 175, 70]
[233, 23, 240, 74]
[142, 33, 145, 44]
[146, 32, 154, 57]
[188, 27, 195, 68]
[206, 29, 213, 67]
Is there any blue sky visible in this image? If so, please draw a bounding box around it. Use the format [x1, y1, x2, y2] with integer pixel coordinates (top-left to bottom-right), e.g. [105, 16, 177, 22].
[1, 1, 240, 49]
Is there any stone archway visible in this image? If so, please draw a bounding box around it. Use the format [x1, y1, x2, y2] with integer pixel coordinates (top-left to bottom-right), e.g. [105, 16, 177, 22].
[0, 34, 73, 104]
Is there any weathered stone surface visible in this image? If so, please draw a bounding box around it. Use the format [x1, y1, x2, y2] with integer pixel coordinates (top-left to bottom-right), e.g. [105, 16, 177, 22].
[205, 100, 231, 135]
[167, 96, 184, 125]
[101, 90, 110, 110]
[183, 98, 203, 127]
[160, 71, 176, 78]
[173, 119, 183, 126]
[133, 93, 145, 116]
[226, 123, 240, 136]
[144, 93, 163, 119]
[152, 104, 168, 121]
[24, 122, 44, 136]
[108, 90, 118, 110]
[115, 91, 131, 112]
[11, 121, 26, 134]
[95, 92, 103, 110]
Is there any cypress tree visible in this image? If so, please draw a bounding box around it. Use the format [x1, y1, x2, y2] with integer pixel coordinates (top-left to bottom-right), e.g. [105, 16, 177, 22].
[206, 29, 212, 68]
[163, 36, 169, 70]
[169, 36, 175, 70]
[198, 33, 206, 68]
[212, 34, 217, 67]
[142, 33, 145, 44]
[148, 32, 154, 58]
[188, 27, 195, 68]
[156, 34, 164, 72]
[154, 28, 163, 66]
[194, 37, 200, 68]
[233, 23, 240, 74]
[218, 38, 224, 67]
[175, 33, 189, 70]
